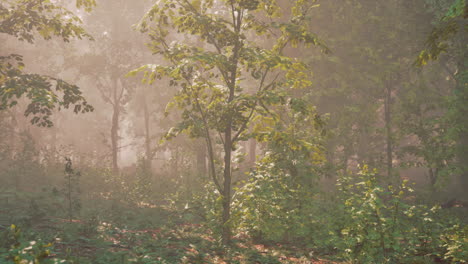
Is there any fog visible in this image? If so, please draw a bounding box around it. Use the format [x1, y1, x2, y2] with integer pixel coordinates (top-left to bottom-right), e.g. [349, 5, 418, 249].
[0, 0, 466, 263]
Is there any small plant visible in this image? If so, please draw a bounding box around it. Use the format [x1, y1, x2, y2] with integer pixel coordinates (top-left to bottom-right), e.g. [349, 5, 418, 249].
[0, 224, 64, 264]
[63, 157, 81, 222]
[440, 224, 468, 263]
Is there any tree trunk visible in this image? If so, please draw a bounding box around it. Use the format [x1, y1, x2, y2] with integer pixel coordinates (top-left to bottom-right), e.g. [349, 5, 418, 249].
[384, 81, 393, 181]
[196, 141, 207, 176]
[248, 138, 256, 168]
[222, 119, 232, 244]
[111, 102, 120, 175]
[455, 47, 468, 198]
[221, 44, 238, 244]
[143, 95, 152, 171]
[343, 143, 351, 173]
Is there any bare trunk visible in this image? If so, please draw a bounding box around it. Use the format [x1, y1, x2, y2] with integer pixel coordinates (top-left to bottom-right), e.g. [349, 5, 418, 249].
[428, 168, 438, 192]
[111, 103, 119, 175]
[456, 48, 468, 198]
[248, 138, 256, 167]
[384, 81, 393, 180]
[143, 96, 152, 171]
[196, 142, 207, 176]
[343, 144, 351, 173]
[68, 170, 72, 221]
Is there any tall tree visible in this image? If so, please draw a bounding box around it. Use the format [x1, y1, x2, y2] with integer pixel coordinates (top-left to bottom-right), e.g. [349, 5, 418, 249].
[132, 0, 328, 243]
[416, 0, 467, 195]
[75, 0, 147, 173]
[304, 0, 433, 181]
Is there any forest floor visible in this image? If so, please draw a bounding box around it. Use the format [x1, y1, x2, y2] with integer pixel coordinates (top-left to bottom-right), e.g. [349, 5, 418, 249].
[0, 194, 341, 264]
[49, 219, 338, 263]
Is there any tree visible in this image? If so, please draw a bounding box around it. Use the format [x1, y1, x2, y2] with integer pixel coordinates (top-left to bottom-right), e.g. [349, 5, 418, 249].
[301, 0, 437, 185]
[0, 0, 95, 127]
[396, 67, 459, 191]
[131, 0, 328, 243]
[71, 0, 148, 173]
[416, 0, 467, 195]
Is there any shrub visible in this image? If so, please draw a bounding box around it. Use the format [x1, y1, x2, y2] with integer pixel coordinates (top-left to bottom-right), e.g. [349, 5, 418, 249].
[337, 165, 467, 263]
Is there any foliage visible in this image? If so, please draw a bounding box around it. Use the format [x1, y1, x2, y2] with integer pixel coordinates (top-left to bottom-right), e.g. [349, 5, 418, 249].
[440, 224, 468, 262]
[395, 69, 460, 190]
[0, 224, 64, 264]
[0, 0, 93, 43]
[0, 0, 95, 127]
[416, 0, 467, 66]
[0, 131, 43, 190]
[131, 157, 154, 204]
[416, 0, 468, 194]
[231, 100, 326, 242]
[0, 54, 94, 127]
[233, 162, 315, 242]
[98, 158, 156, 207]
[195, 182, 223, 237]
[337, 165, 467, 263]
[0, 1, 467, 263]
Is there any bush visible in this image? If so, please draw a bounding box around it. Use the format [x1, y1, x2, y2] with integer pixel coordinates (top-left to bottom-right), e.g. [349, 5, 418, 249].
[337, 165, 467, 264]
[230, 151, 343, 250]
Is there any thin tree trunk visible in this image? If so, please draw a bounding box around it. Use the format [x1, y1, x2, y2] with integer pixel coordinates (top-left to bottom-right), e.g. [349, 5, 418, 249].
[222, 118, 232, 244]
[248, 138, 256, 167]
[68, 170, 72, 221]
[343, 144, 351, 173]
[428, 168, 438, 193]
[111, 102, 120, 175]
[143, 95, 152, 171]
[196, 141, 207, 176]
[384, 81, 393, 180]
[455, 45, 468, 198]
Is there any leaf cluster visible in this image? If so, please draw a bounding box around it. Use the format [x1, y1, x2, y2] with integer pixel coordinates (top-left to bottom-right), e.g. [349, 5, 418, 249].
[0, 0, 93, 43]
[0, 55, 94, 127]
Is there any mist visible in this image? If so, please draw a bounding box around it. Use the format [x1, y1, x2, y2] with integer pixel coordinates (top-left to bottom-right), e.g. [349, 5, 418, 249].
[0, 0, 467, 263]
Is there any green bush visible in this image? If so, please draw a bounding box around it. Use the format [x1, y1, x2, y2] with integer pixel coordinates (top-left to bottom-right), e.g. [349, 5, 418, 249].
[337, 165, 467, 264]
[233, 165, 307, 239]
[230, 151, 345, 252]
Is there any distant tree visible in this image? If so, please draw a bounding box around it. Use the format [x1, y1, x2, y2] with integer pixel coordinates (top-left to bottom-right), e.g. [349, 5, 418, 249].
[132, 0, 328, 243]
[0, 0, 95, 127]
[74, 0, 148, 174]
[303, 0, 437, 184]
[416, 0, 467, 194]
